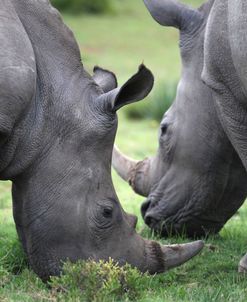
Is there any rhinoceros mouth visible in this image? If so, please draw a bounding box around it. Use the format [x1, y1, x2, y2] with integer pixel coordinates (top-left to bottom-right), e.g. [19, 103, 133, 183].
[141, 198, 170, 231]
[141, 196, 225, 238]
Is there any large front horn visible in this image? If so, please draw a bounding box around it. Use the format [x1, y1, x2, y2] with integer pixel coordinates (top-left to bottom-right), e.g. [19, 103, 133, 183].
[145, 239, 204, 273]
[143, 0, 203, 31]
[112, 146, 152, 197]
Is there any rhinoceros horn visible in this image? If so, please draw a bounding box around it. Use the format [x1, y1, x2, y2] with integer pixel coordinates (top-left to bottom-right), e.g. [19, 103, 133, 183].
[142, 237, 204, 273]
[112, 146, 152, 197]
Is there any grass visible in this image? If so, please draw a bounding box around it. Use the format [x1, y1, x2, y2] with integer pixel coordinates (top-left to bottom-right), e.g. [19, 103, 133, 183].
[1, 0, 247, 301]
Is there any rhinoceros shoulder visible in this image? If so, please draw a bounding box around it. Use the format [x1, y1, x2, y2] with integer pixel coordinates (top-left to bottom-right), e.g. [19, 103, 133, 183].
[11, 0, 82, 67]
[228, 0, 247, 96]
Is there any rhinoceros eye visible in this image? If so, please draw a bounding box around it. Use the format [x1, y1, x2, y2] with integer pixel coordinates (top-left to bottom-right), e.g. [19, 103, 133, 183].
[161, 123, 168, 136]
[102, 206, 113, 218]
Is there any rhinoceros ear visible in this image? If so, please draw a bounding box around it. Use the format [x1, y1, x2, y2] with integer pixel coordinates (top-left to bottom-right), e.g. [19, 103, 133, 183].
[143, 0, 202, 31]
[93, 66, 118, 93]
[105, 64, 154, 112]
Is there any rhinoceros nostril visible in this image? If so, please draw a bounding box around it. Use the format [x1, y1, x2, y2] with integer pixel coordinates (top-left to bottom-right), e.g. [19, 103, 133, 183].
[141, 199, 151, 218]
[144, 213, 158, 228]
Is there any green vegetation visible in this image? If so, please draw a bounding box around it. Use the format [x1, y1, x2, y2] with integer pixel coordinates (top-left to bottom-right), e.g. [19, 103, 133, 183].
[1, 0, 247, 301]
[49, 259, 152, 302]
[51, 0, 112, 14]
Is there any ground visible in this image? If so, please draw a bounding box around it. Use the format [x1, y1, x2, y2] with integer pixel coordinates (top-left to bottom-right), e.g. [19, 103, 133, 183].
[1, 0, 247, 301]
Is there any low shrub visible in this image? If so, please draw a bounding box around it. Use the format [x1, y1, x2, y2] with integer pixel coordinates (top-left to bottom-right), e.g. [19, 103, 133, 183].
[51, 0, 113, 14]
[124, 81, 177, 122]
[50, 258, 153, 302]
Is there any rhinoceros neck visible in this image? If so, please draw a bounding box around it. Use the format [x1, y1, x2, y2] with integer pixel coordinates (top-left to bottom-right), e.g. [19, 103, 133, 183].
[0, 0, 99, 179]
[12, 0, 82, 74]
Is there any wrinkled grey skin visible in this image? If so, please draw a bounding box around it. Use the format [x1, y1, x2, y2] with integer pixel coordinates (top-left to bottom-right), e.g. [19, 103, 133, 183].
[113, 0, 247, 272]
[0, 0, 204, 281]
[203, 0, 247, 273]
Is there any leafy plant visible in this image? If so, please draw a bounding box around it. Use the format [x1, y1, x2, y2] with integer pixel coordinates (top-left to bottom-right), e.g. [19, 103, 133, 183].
[50, 259, 152, 302]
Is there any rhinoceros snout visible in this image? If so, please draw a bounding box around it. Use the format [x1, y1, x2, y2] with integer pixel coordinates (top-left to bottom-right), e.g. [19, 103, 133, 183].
[141, 199, 151, 218]
[144, 213, 159, 229]
[141, 199, 160, 228]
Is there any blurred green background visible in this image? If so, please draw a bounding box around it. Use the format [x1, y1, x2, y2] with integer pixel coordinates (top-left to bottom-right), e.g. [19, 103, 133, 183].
[51, 0, 112, 14]
[53, 0, 204, 122]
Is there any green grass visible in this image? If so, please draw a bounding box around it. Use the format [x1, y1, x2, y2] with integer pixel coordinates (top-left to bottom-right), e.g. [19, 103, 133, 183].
[1, 0, 247, 301]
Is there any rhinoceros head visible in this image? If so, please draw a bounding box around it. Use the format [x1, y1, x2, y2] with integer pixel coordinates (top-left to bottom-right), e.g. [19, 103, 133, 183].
[113, 0, 247, 237]
[0, 0, 203, 280]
